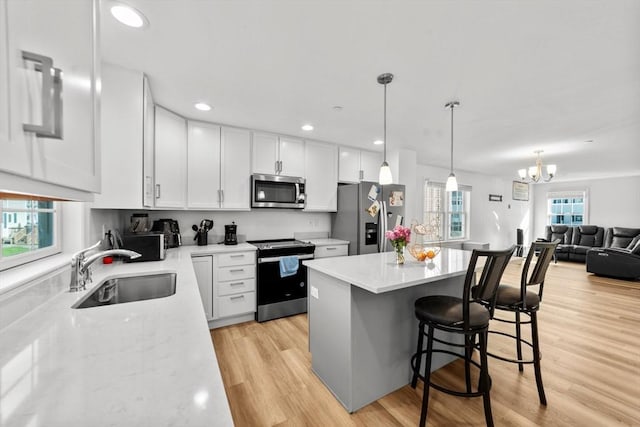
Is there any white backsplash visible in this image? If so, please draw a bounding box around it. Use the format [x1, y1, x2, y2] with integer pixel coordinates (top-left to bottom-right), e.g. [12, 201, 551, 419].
[90, 209, 332, 245]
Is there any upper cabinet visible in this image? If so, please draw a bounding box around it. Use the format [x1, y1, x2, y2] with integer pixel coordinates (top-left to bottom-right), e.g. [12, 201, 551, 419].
[0, 0, 100, 198]
[186, 122, 251, 210]
[142, 76, 155, 207]
[252, 132, 305, 177]
[154, 106, 187, 208]
[338, 147, 382, 183]
[304, 140, 338, 212]
[93, 63, 145, 209]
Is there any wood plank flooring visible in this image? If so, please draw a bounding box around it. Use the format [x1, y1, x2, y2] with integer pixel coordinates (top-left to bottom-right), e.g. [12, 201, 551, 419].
[211, 261, 640, 426]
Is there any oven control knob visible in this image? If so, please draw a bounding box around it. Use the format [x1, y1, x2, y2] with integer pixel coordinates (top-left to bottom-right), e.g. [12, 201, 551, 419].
[299, 282, 304, 287]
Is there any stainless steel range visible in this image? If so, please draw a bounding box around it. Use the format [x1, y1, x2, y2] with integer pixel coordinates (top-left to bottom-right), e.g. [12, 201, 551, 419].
[248, 239, 315, 322]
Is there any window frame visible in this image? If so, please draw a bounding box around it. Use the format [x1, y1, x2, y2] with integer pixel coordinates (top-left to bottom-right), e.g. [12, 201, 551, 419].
[0, 201, 61, 271]
[423, 180, 472, 243]
[546, 190, 588, 226]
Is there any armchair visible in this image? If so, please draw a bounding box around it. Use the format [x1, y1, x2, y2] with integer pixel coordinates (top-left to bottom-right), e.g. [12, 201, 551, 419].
[586, 227, 640, 280]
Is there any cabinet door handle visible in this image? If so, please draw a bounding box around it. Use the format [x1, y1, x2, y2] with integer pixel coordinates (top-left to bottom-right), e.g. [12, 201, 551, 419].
[155, 184, 161, 198]
[22, 51, 63, 139]
[359, 170, 364, 181]
[229, 281, 245, 286]
[221, 189, 224, 203]
[230, 295, 245, 300]
[217, 189, 221, 202]
[275, 160, 279, 174]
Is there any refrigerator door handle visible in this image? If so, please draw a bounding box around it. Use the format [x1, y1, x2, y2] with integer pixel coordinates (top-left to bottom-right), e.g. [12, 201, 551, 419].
[379, 201, 388, 252]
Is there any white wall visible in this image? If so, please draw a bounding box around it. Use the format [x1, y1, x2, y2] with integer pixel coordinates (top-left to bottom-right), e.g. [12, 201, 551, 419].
[89, 209, 331, 245]
[414, 164, 533, 250]
[532, 175, 640, 238]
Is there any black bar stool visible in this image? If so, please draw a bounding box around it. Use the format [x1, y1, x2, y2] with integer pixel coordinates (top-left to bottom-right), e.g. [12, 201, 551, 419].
[410, 246, 515, 427]
[488, 240, 559, 405]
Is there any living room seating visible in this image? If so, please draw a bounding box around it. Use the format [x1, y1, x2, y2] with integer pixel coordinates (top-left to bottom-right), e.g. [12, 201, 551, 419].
[586, 227, 640, 280]
[543, 225, 604, 262]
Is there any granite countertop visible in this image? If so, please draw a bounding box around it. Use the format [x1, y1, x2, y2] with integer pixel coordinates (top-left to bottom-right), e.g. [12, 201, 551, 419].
[303, 248, 474, 294]
[0, 243, 256, 427]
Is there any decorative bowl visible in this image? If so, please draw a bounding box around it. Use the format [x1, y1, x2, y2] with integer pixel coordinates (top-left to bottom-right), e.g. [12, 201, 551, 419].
[408, 245, 440, 262]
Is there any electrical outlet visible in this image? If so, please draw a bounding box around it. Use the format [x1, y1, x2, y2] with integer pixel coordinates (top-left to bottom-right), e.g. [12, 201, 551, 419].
[310, 286, 319, 299]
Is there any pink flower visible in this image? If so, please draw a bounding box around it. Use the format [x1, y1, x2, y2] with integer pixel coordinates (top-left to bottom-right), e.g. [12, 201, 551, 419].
[386, 225, 411, 247]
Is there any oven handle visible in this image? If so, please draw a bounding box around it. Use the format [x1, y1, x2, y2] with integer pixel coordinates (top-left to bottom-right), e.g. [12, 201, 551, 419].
[258, 254, 314, 264]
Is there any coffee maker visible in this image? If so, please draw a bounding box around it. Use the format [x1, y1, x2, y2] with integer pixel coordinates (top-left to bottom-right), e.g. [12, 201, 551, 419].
[224, 222, 238, 245]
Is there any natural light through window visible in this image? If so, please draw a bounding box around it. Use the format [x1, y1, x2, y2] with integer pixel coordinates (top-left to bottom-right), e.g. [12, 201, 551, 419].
[546, 190, 587, 226]
[423, 181, 472, 241]
[0, 200, 60, 271]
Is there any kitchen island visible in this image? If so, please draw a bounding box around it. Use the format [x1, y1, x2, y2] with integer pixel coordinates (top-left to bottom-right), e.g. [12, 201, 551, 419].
[303, 248, 474, 413]
[0, 243, 255, 427]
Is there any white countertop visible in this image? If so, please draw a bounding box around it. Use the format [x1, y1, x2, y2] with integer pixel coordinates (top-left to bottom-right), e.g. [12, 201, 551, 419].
[0, 243, 256, 427]
[303, 248, 473, 294]
[302, 238, 349, 247]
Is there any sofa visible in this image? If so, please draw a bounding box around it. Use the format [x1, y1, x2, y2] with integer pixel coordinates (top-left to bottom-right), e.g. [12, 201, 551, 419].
[543, 225, 604, 263]
[586, 227, 640, 280]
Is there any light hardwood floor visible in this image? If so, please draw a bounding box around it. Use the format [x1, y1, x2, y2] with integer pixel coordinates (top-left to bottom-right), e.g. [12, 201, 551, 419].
[211, 261, 640, 426]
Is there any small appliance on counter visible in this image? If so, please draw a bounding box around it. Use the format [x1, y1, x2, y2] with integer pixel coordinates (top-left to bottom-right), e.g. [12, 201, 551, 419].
[121, 233, 166, 262]
[192, 219, 213, 246]
[224, 222, 238, 245]
[130, 213, 150, 233]
[151, 218, 182, 248]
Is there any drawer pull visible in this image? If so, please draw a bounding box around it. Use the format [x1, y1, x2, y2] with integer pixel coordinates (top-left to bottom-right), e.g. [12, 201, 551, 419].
[230, 295, 245, 300]
[230, 254, 245, 258]
[229, 268, 244, 273]
[230, 281, 244, 286]
[326, 247, 337, 250]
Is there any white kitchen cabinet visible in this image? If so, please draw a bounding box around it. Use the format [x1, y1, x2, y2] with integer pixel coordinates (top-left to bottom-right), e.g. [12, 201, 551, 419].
[314, 243, 349, 258]
[93, 63, 144, 209]
[155, 106, 187, 208]
[187, 121, 221, 209]
[0, 0, 100, 198]
[142, 75, 155, 207]
[213, 251, 256, 320]
[192, 255, 214, 320]
[338, 146, 382, 183]
[252, 131, 305, 176]
[304, 140, 338, 212]
[220, 126, 251, 209]
[186, 123, 251, 210]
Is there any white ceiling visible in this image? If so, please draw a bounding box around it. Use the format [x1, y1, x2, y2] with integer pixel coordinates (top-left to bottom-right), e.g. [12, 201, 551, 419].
[100, 0, 640, 182]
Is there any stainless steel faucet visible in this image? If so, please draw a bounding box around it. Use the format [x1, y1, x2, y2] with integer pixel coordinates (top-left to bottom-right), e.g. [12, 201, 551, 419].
[69, 241, 141, 292]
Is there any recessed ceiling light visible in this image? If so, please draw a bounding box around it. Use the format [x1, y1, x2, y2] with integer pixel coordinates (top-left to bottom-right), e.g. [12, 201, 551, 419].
[194, 102, 212, 111]
[373, 140, 384, 145]
[332, 106, 343, 112]
[110, 3, 149, 28]
[302, 124, 314, 131]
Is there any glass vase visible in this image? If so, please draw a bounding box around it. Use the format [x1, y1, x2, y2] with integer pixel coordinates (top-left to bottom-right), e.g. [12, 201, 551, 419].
[395, 246, 405, 265]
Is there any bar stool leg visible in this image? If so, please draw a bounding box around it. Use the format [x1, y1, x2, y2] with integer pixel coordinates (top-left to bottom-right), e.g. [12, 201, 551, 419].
[530, 311, 547, 405]
[464, 335, 472, 393]
[411, 322, 425, 388]
[419, 325, 435, 427]
[515, 311, 524, 372]
[478, 330, 494, 427]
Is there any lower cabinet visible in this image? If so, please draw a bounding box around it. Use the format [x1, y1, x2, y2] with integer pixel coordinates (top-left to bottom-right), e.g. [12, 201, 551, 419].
[192, 250, 256, 327]
[314, 244, 349, 258]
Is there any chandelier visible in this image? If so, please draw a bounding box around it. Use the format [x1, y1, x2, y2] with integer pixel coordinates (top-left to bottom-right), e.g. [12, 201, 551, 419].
[518, 150, 556, 183]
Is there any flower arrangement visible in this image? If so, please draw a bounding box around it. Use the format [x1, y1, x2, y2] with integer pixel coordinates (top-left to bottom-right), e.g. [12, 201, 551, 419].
[386, 225, 411, 264]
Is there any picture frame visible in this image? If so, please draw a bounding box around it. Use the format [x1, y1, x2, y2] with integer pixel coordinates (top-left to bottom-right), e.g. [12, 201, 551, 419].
[512, 181, 529, 201]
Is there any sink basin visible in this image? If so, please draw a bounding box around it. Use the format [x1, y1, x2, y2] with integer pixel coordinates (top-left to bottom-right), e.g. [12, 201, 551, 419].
[72, 272, 176, 309]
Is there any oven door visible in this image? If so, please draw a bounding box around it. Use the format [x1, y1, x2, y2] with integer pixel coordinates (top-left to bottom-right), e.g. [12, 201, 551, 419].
[257, 254, 313, 306]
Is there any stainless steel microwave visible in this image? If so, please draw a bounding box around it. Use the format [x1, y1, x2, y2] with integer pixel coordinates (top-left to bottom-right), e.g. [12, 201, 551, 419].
[251, 174, 306, 208]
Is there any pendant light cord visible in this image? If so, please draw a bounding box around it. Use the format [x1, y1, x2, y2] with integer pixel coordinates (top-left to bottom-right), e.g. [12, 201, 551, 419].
[450, 104, 454, 173]
[383, 82, 387, 163]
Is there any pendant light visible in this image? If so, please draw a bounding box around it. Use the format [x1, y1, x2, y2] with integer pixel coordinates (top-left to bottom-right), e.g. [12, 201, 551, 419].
[445, 101, 460, 192]
[378, 73, 394, 185]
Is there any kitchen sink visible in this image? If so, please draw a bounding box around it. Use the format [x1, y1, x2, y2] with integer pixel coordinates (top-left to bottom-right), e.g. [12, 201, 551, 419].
[72, 272, 177, 309]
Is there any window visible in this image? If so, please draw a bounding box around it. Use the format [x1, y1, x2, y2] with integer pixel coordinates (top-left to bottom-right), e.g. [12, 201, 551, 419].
[547, 191, 587, 226]
[0, 200, 60, 270]
[423, 181, 472, 241]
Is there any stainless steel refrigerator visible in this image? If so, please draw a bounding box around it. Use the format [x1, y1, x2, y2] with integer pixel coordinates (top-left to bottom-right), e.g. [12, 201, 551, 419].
[331, 182, 406, 255]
